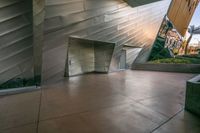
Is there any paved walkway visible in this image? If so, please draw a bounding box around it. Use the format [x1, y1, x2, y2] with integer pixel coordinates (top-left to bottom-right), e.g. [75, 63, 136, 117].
[0, 70, 200, 133]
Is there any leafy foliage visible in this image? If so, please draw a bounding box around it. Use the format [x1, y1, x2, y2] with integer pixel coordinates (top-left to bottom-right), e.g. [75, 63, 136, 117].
[0, 78, 35, 90]
[149, 36, 172, 60]
[149, 57, 200, 64]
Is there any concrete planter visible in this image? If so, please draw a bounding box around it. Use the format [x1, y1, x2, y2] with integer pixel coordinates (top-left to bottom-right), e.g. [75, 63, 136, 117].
[185, 75, 200, 116]
[132, 63, 200, 73]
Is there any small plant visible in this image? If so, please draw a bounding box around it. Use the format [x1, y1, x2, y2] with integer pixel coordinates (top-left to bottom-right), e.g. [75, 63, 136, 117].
[0, 78, 35, 90]
[149, 58, 191, 64]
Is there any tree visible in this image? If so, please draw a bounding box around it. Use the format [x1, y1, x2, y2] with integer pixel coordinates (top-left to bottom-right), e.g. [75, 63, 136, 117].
[185, 25, 200, 54]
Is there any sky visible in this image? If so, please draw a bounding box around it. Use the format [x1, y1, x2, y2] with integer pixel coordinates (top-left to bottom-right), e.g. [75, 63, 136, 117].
[189, 4, 200, 44]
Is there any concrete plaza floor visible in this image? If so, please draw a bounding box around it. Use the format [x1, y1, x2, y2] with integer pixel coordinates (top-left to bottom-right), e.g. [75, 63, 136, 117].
[0, 70, 200, 133]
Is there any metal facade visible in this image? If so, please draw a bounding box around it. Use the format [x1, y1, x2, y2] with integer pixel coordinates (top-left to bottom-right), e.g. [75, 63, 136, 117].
[66, 37, 115, 76]
[43, 0, 171, 81]
[0, 0, 172, 86]
[0, 0, 44, 88]
[168, 0, 199, 36]
[0, 0, 34, 86]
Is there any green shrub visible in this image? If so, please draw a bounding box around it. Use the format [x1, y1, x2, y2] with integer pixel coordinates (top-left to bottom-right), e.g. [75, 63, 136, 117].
[149, 58, 198, 64]
[0, 78, 35, 90]
[149, 36, 172, 61]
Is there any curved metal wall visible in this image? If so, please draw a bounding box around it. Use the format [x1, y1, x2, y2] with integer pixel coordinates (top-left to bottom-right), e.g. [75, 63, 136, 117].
[0, 0, 172, 85]
[0, 0, 34, 87]
[0, 0, 45, 88]
[43, 0, 172, 82]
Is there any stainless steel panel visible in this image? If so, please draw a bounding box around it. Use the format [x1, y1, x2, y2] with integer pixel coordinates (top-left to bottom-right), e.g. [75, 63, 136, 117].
[66, 37, 115, 76]
[67, 37, 95, 76]
[0, 0, 34, 87]
[0, 0, 45, 88]
[42, 0, 172, 81]
[33, 0, 45, 85]
[94, 42, 115, 72]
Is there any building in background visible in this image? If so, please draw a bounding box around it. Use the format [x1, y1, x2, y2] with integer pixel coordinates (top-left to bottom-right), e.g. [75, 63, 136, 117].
[168, 0, 199, 36]
[149, 0, 199, 61]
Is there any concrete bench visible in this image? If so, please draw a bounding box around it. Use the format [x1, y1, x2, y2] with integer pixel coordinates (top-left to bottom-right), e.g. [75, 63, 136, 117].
[185, 75, 200, 116]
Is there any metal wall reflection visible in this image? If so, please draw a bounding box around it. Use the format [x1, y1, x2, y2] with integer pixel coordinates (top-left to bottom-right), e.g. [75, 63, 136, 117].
[0, 0, 45, 89]
[43, 0, 172, 81]
[66, 37, 115, 76]
[0, 0, 172, 85]
[0, 0, 34, 88]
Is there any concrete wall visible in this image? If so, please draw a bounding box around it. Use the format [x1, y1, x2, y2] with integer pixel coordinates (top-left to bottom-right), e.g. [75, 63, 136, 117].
[132, 63, 200, 73]
[43, 0, 172, 82]
[67, 37, 95, 76]
[185, 75, 200, 116]
[123, 47, 142, 68]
